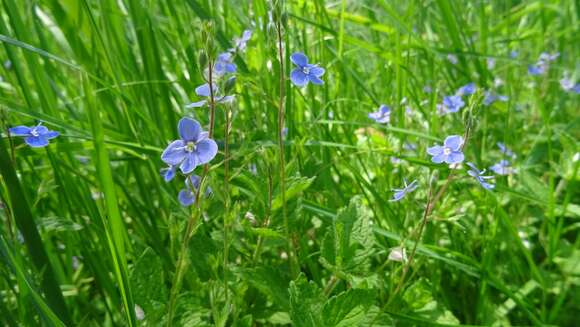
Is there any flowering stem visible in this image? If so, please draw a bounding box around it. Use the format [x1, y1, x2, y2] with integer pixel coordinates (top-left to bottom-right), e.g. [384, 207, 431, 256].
[275, 20, 297, 277]
[167, 59, 217, 326]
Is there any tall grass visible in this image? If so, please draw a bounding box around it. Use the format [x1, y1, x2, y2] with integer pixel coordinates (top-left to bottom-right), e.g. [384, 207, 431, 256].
[0, 0, 579, 326]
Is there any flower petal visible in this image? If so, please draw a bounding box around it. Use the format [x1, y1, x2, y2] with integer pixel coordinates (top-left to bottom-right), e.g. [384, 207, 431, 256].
[9, 126, 31, 136]
[444, 135, 463, 151]
[290, 52, 308, 67]
[24, 135, 49, 147]
[309, 66, 325, 77]
[178, 189, 195, 207]
[426, 145, 443, 156]
[390, 190, 406, 202]
[185, 100, 207, 108]
[446, 152, 464, 164]
[195, 139, 218, 165]
[161, 140, 187, 165]
[290, 68, 309, 87]
[44, 131, 60, 139]
[178, 117, 201, 142]
[180, 153, 199, 174]
[431, 153, 446, 164]
[308, 74, 324, 85]
[35, 125, 49, 134]
[195, 83, 217, 97]
[162, 166, 176, 182]
[226, 63, 237, 73]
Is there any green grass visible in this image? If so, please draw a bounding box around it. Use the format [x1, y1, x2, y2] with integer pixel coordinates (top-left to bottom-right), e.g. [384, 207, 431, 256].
[0, 0, 579, 326]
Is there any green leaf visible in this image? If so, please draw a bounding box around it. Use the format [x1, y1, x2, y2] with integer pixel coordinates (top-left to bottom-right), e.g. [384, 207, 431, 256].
[289, 274, 325, 327]
[239, 266, 290, 310]
[322, 289, 375, 327]
[320, 196, 375, 274]
[130, 248, 167, 324]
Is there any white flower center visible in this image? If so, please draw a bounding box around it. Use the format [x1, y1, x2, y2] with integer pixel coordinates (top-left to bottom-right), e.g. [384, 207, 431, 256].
[185, 142, 196, 152]
[302, 66, 310, 74]
[443, 147, 452, 155]
[30, 128, 39, 137]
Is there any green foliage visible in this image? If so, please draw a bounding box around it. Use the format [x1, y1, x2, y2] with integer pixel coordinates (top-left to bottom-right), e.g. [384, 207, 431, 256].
[0, 0, 579, 326]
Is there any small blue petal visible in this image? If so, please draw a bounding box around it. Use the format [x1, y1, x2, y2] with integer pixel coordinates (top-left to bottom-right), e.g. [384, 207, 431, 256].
[185, 100, 207, 108]
[9, 126, 31, 136]
[195, 83, 212, 97]
[44, 131, 60, 139]
[308, 74, 324, 85]
[178, 189, 195, 206]
[427, 145, 443, 156]
[178, 117, 201, 142]
[25, 135, 49, 148]
[180, 154, 199, 174]
[161, 140, 187, 166]
[309, 66, 325, 77]
[290, 52, 308, 67]
[444, 135, 463, 151]
[195, 139, 218, 165]
[431, 153, 446, 164]
[447, 152, 464, 164]
[290, 68, 308, 87]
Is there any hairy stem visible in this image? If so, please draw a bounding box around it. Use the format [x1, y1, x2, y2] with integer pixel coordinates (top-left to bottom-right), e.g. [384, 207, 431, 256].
[275, 20, 296, 277]
[167, 59, 217, 326]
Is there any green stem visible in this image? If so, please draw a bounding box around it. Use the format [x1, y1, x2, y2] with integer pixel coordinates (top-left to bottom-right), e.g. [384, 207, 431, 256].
[167, 59, 217, 326]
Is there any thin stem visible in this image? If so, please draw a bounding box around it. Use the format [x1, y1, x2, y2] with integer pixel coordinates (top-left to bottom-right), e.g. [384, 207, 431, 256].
[223, 105, 231, 304]
[275, 20, 296, 276]
[167, 59, 217, 327]
[252, 165, 273, 263]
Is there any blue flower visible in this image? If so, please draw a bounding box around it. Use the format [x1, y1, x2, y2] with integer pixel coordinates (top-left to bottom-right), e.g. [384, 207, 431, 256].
[390, 179, 418, 202]
[510, 50, 518, 58]
[290, 52, 325, 87]
[437, 95, 465, 114]
[527, 65, 545, 76]
[9, 123, 59, 148]
[466, 162, 495, 190]
[456, 83, 476, 96]
[185, 83, 235, 108]
[497, 142, 516, 158]
[214, 52, 236, 76]
[528, 52, 559, 76]
[490, 160, 515, 175]
[483, 91, 508, 106]
[560, 77, 574, 91]
[230, 30, 252, 52]
[447, 54, 458, 65]
[368, 104, 391, 123]
[160, 165, 177, 182]
[486, 58, 496, 70]
[161, 117, 218, 174]
[427, 135, 465, 164]
[178, 175, 212, 207]
[573, 84, 580, 94]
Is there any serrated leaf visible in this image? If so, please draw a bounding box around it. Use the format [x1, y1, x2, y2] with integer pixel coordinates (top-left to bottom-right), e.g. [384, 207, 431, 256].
[239, 266, 290, 310]
[130, 248, 167, 323]
[322, 289, 375, 327]
[289, 274, 325, 327]
[320, 196, 375, 274]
